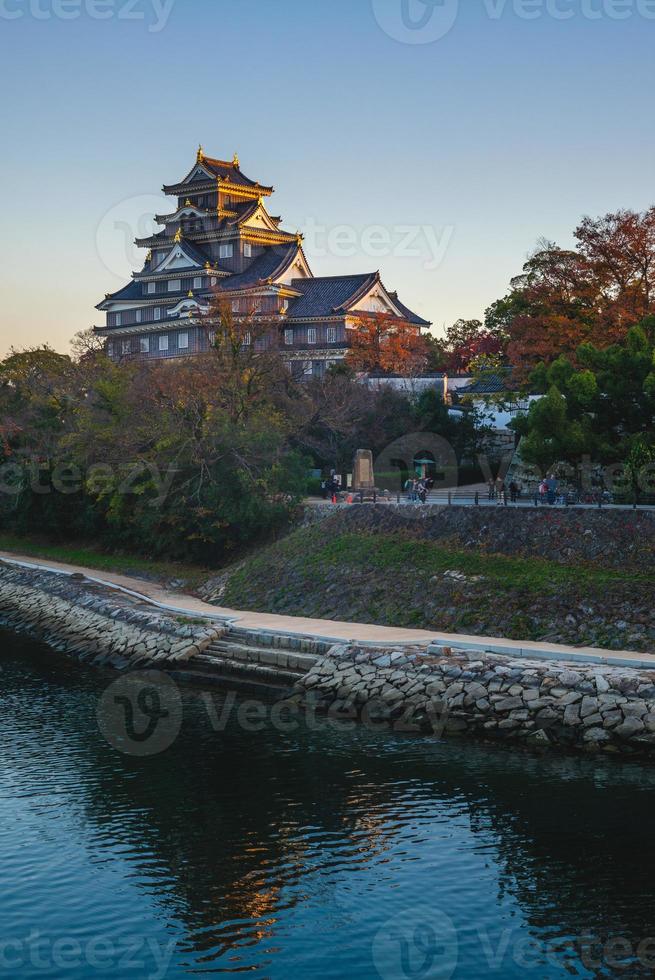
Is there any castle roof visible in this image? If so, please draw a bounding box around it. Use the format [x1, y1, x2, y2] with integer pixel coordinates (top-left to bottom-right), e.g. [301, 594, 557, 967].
[163, 151, 273, 195]
[201, 155, 270, 191]
[286, 273, 377, 319]
[217, 243, 302, 291]
[284, 273, 430, 325]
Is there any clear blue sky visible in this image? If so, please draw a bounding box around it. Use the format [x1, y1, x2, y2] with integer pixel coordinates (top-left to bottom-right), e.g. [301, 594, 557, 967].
[1, 0, 653, 354]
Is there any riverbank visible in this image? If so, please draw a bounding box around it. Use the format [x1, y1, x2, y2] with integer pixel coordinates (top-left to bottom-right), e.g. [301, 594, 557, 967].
[209, 508, 655, 652]
[4, 556, 655, 757]
[3, 506, 654, 653]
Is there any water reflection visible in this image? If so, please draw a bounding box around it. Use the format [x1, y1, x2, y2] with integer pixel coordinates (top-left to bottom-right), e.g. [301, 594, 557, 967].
[1, 631, 655, 978]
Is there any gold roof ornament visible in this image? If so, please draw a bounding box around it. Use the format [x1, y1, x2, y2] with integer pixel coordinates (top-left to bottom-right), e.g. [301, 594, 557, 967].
[145, 249, 152, 262]
[185, 198, 192, 207]
[197, 144, 204, 163]
[233, 152, 240, 168]
[174, 227, 182, 243]
[188, 290, 194, 298]
[205, 261, 211, 269]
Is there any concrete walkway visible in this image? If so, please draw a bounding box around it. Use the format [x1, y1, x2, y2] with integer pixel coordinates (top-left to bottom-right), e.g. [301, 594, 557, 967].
[1, 550, 654, 670]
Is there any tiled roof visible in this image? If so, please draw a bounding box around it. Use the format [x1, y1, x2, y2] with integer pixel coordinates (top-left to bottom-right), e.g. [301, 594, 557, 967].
[99, 280, 141, 305]
[458, 373, 514, 394]
[217, 244, 300, 291]
[200, 156, 273, 192]
[227, 200, 259, 225]
[286, 274, 377, 319]
[158, 238, 212, 270]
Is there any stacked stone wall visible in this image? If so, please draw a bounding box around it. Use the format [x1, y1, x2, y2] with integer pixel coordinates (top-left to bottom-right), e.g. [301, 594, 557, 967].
[0, 562, 223, 669]
[294, 645, 655, 756]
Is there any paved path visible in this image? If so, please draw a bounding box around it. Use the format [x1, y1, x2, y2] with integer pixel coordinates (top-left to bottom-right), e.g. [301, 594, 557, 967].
[2, 550, 654, 669]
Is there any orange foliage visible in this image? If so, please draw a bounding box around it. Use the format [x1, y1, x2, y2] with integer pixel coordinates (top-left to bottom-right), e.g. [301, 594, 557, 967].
[506, 207, 655, 375]
[345, 312, 429, 377]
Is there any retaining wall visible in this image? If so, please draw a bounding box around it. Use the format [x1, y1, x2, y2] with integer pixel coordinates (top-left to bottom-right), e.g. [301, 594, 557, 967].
[0, 562, 224, 669]
[293, 644, 655, 756]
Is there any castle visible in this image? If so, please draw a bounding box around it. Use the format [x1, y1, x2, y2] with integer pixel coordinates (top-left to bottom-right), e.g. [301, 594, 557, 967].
[95, 148, 430, 377]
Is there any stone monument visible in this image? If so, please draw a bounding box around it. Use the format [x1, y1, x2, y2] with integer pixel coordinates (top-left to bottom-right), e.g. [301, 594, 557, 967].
[353, 450, 375, 491]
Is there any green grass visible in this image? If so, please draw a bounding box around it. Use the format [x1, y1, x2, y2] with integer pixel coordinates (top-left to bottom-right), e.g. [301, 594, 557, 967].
[225, 528, 649, 598]
[0, 533, 211, 590]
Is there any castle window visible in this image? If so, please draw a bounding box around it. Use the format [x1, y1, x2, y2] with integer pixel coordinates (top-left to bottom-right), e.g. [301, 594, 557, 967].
[242, 331, 252, 347]
[244, 243, 252, 258]
[159, 335, 169, 352]
[210, 277, 217, 286]
[168, 279, 181, 292]
[140, 337, 150, 354]
[327, 327, 337, 343]
[135, 309, 142, 323]
[307, 328, 317, 345]
[147, 282, 156, 295]
[232, 301, 239, 313]
[219, 244, 234, 259]
[154, 308, 161, 321]
[115, 313, 122, 327]
[193, 277, 202, 289]
[178, 332, 189, 350]
[121, 340, 131, 355]
[284, 329, 294, 346]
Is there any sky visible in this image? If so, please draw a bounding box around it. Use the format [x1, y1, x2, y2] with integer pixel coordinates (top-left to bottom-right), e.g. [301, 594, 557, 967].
[0, 0, 654, 355]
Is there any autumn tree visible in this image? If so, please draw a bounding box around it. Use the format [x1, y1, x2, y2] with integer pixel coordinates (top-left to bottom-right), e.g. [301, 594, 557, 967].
[345, 312, 429, 376]
[440, 318, 507, 373]
[498, 207, 655, 375]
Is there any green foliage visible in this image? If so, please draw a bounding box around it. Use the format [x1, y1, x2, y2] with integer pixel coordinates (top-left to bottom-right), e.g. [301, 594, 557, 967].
[0, 322, 491, 564]
[514, 317, 655, 472]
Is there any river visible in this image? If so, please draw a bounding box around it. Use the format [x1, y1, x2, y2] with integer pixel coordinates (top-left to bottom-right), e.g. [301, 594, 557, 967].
[1, 630, 655, 979]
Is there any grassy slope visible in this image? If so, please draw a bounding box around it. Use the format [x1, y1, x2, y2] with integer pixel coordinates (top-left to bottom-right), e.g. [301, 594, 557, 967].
[0, 533, 211, 591]
[1, 523, 653, 651]
[219, 525, 654, 650]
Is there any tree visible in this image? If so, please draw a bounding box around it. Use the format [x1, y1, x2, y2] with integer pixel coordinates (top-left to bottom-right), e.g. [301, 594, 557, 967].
[512, 318, 655, 471]
[437, 318, 507, 374]
[345, 313, 429, 376]
[498, 208, 655, 376]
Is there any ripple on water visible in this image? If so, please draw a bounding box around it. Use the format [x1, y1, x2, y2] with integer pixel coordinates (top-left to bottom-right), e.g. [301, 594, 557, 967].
[1, 636, 655, 978]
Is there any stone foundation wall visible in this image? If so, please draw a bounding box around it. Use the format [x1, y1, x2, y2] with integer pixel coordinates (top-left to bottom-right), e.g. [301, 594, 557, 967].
[294, 644, 655, 756]
[0, 562, 224, 669]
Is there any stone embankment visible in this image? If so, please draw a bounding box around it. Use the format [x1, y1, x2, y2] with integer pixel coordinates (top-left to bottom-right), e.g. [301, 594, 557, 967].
[0, 562, 224, 669]
[292, 644, 655, 756]
[0, 561, 330, 692]
[5, 559, 655, 757]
